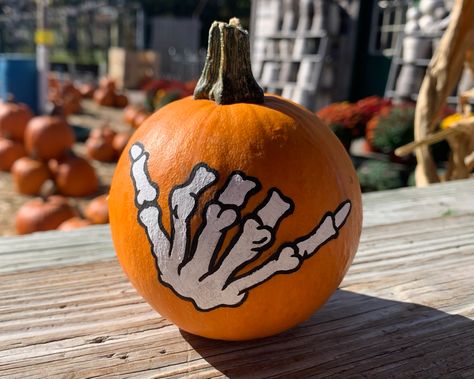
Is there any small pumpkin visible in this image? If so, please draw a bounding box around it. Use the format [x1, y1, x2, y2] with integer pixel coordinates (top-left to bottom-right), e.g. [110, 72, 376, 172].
[132, 111, 150, 129]
[0, 99, 34, 142]
[94, 88, 115, 107]
[50, 154, 99, 197]
[86, 135, 116, 162]
[24, 108, 75, 160]
[123, 105, 143, 126]
[112, 132, 131, 156]
[114, 94, 129, 108]
[15, 195, 76, 235]
[89, 126, 116, 143]
[109, 19, 362, 341]
[99, 77, 116, 92]
[85, 194, 109, 224]
[11, 157, 50, 195]
[0, 138, 26, 171]
[57, 217, 92, 231]
[79, 83, 95, 98]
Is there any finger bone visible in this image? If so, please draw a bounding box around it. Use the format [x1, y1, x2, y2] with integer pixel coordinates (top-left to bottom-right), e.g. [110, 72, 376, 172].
[130, 144, 158, 205]
[218, 173, 257, 206]
[257, 190, 292, 228]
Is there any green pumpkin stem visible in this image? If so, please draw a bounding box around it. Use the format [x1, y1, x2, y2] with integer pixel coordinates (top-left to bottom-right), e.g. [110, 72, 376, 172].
[193, 18, 264, 105]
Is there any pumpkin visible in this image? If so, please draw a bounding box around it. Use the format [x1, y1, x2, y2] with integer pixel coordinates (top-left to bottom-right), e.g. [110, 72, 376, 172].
[11, 157, 50, 195]
[15, 195, 76, 235]
[79, 83, 95, 98]
[112, 132, 131, 156]
[114, 93, 129, 108]
[94, 88, 115, 107]
[99, 77, 116, 92]
[86, 135, 116, 162]
[84, 194, 109, 224]
[0, 99, 33, 142]
[50, 154, 99, 197]
[124, 105, 141, 125]
[0, 138, 26, 171]
[132, 111, 149, 129]
[109, 19, 362, 341]
[89, 126, 116, 143]
[24, 110, 75, 160]
[57, 217, 92, 231]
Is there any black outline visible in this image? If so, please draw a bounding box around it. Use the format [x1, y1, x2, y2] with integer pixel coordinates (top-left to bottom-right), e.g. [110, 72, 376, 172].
[129, 143, 353, 313]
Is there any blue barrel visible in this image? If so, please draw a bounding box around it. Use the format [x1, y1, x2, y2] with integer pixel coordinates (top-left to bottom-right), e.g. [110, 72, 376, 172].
[0, 55, 38, 114]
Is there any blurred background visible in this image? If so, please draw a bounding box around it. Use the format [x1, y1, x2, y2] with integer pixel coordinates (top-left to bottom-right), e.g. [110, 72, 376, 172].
[1, 0, 471, 236]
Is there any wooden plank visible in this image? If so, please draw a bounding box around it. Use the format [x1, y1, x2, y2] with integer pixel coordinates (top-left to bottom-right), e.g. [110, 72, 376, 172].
[0, 207, 473, 377]
[0, 226, 113, 274]
[362, 177, 474, 227]
[1, 179, 473, 275]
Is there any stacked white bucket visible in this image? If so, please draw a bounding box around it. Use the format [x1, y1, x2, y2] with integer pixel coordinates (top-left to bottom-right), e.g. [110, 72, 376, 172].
[258, 0, 331, 110]
[395, 0, 450, 98]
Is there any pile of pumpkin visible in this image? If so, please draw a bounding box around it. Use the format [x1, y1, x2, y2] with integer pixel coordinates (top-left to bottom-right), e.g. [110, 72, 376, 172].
[120, 79, 197, 130]
[0, 99, 110, 234]
[93, 77, 129, 109]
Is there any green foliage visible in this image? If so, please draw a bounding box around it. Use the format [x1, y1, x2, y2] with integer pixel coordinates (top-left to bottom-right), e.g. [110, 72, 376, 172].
[371, 106, 415, 154]
[357, 160, 405, 192]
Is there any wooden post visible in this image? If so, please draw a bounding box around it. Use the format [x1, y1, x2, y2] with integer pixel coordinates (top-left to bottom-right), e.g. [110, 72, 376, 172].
[36, 0, 50, 115]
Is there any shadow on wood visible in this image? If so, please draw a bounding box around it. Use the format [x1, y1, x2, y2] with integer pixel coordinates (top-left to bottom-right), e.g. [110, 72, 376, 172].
[181, 289, 474, 378]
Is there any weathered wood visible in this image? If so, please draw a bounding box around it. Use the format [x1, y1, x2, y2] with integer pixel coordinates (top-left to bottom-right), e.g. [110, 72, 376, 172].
[0, 179, 473, 378]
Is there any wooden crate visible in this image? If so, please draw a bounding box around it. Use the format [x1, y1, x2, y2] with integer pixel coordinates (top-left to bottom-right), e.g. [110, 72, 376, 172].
[108, 48, 160, 89]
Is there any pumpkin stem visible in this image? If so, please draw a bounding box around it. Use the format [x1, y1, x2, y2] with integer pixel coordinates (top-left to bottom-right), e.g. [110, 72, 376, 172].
[193, 18, 264, 105]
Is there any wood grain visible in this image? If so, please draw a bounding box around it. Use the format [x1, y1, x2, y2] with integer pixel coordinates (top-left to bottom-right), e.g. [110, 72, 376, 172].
[0, 179, 473, 378]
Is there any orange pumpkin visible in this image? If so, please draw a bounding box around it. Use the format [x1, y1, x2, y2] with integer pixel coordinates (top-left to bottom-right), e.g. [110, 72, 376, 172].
[109, 19, 362, 341]
[86, 135, 116, 162]
[79, 83, 95, 99]
[114, 93, 129, 108]
[94, 88, 115, 107]
[123, 105, 142, 125]
[132, 111, 149, 129]
[11, 157, 50, 195]
[112, 132, 131, 156]
[24, 111, 75, 160]
[89, 126, 116, 143]
[57, 217, 92, 231]
[0, 138, 26, 171]
[99, 77, 116, 92]
[85, 194, 109, 224]
[50, 154, 99, 197]
[15, 195, 76, 235]
[0, 100, 33, 142]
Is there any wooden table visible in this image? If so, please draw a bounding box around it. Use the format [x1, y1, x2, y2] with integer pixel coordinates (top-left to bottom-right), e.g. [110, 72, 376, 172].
[1, 179, 473, 378]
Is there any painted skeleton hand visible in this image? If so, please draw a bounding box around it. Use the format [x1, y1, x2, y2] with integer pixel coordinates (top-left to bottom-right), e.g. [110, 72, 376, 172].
[130, 143, 351, 311]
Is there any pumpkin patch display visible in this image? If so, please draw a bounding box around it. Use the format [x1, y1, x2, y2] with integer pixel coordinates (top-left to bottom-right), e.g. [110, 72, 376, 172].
[24, 110, 75, 160]
[0, 138, 26, 171]
[0, 99, 33, 142]
[50, 154, 99, 197]
[11, 157, 50, 195]
[15, 195, 76, 235]
[109, 19, 362, 341]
